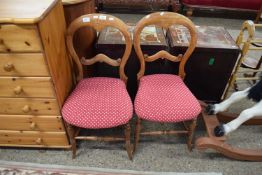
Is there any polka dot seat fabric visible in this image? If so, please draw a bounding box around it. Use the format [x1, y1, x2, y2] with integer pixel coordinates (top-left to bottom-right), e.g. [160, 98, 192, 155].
[135, 74, 201, 122]
[62, 77, 133, 129]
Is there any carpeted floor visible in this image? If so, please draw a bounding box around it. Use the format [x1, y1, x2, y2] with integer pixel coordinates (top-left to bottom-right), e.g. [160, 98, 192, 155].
[0, 12, 262, 175]
[0, 160, 222, 175]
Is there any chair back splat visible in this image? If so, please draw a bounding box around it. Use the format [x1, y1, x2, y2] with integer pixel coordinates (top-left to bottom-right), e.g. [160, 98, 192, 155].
[66, 13, 132, 83]
[133, 12, 197, 80]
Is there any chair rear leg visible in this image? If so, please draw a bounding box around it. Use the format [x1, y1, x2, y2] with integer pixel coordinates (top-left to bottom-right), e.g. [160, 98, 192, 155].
[187, 118, 197, 151]
[134, 118, 141, 153]
[66, 124, 77, 159]
[124, 123, 133, 160]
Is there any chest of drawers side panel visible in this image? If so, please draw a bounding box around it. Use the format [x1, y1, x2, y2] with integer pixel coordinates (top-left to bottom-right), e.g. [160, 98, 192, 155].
[38, 1, 73, 108]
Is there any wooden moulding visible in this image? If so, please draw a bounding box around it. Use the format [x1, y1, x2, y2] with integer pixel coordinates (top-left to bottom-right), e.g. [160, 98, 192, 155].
[196, 101, 262, 161]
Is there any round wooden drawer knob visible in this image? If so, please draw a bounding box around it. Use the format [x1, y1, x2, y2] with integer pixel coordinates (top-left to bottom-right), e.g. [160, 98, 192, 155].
[22, 105, 31, 113]
[3, 63, 14, 72]
[35, 138, 42, 144]
[14, 86, 23, 95]
[30, 122, 36, 129]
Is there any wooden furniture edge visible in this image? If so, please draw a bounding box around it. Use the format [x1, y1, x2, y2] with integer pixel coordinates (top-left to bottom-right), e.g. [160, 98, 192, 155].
[0, 0, 58, 24]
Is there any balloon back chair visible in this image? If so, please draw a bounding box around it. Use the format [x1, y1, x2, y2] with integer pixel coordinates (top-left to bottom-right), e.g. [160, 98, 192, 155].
[62, 14, 133, 159]
[133, 12, 201, 153]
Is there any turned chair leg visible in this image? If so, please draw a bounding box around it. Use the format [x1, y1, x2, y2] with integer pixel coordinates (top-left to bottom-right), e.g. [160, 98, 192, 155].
[134, 118, 141, 153]
[67, 124, 77, 159]
[187, 118, 197, 151]
[124, 123, 133, 160]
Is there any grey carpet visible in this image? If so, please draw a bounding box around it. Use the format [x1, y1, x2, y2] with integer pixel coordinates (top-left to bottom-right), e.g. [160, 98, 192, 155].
[0, 160, 222, 175]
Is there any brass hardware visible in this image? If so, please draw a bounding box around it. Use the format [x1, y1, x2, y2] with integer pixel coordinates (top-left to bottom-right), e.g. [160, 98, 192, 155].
[30, 122, 36, 129]
[22, 105, 31, 113]
[3, 63, 14, 72]
[35, 138, 42, 144]
[14, 86, 23, 95]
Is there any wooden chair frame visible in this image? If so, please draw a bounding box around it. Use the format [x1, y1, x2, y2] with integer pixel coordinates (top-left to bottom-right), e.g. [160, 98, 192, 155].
[133, 12, 198, 153]
[223, 20, 262, 99]
[196, 102, 262, 161]
[65, 13, 133, 159]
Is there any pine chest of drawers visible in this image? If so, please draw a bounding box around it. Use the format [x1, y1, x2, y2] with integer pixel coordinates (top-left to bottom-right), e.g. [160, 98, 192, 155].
[0, 0, 72, 148]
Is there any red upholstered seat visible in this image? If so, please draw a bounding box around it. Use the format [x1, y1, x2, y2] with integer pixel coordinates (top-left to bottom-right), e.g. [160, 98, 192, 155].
[62, 77, 133, 129]
[135, 74, 201, 122]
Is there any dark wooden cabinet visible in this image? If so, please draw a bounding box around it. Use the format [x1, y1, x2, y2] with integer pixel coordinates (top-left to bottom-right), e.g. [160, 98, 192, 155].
[167, 25, 240, 102]
[96, 25, 168, 100]
[96, 25, 239, 102]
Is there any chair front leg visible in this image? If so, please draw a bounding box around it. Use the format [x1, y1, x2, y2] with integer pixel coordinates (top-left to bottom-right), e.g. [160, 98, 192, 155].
[187, 118, 197, 151]
[66, 124, 77, 159]
[124, 123, 133, 160]
[134, 117, 141, 153]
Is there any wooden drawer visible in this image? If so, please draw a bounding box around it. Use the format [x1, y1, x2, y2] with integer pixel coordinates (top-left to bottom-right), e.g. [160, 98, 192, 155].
[0, 77, 55, 98]
[0, 53, 49, 76]
[0, 130, 69, 147]
[0, 24, 42, 53]
[0, 115, 65, 132]
[0, 98, 59, 115]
